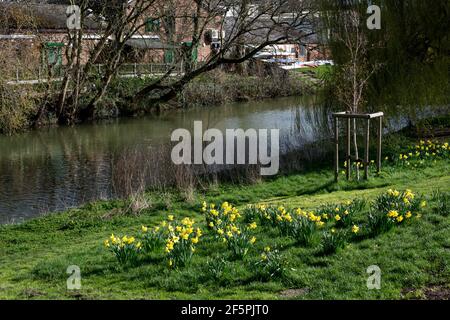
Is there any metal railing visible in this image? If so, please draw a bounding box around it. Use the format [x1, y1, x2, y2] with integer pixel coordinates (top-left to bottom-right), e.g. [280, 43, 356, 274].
[5, 63, 184, 84]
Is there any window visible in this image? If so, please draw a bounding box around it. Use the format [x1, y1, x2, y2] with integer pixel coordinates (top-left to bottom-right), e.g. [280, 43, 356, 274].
[145, 18, 160, 32]
[299, 45, 307, 57]
[210, 29, 219, 42]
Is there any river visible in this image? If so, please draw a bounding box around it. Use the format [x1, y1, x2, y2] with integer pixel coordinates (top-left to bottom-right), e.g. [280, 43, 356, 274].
[0, 95, 333, 224]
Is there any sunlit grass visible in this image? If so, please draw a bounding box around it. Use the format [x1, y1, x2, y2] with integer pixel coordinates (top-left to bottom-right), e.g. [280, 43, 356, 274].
[0, 148, 448, 299]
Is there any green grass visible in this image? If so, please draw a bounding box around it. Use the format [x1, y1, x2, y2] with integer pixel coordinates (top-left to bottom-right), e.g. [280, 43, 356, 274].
[0, 154, 449, 300]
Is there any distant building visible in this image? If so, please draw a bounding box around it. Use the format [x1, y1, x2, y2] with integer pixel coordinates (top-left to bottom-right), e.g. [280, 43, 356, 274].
[0, 0, 223, 75]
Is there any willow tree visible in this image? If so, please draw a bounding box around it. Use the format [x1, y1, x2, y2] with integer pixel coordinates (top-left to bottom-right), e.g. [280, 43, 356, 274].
[321, 0, 450, 113]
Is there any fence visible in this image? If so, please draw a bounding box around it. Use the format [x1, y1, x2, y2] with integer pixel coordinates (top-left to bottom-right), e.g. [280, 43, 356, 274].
[5, 63, 184, 84]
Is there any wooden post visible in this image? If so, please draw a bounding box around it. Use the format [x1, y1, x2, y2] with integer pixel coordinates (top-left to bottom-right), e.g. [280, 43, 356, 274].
[364, 119, 370, 180]
[377, 116, 382, 173]
[335, 117, 339, 182]
[346, 118, 351, 180]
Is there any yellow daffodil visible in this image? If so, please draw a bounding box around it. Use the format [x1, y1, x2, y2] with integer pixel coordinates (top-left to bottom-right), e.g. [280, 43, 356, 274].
[248, 222, 257, 230]
[388, 210, 399, 218]
[335, 214, 341, 221]
[352, 225, 360, 234]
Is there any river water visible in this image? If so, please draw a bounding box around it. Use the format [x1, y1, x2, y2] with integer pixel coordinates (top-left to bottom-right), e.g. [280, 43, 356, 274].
[2, 94, 444, 224]
[0, 95, 334, 224]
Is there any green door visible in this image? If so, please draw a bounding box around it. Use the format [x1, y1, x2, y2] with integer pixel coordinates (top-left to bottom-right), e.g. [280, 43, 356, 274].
[183, 42, 198, 63]
[164, 50, 174, 64]
[43, 42, 64, 67]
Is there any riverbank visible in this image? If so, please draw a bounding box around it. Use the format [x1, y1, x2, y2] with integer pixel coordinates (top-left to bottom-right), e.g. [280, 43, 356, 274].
[0, 67, 320, 135]
[0, 138, 448, 299]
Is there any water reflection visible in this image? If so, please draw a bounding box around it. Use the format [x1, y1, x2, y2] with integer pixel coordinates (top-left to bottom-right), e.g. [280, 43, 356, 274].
[0, 96, 335, 223]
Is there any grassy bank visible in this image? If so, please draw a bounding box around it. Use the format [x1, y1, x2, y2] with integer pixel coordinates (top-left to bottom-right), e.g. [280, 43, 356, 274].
[0, 139, 449, 300]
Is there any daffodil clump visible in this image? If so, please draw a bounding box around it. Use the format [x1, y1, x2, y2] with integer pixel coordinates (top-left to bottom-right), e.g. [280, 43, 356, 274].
[140, 224, 166, 253]
[343, 159, 377, 172]
[431, 190, 449, 217]
[202, 201, 241, 232]
[164, 217, 202, 268]
[244, 204, 284, 228]
[392, 140, 449, 168]
[255, 247, 286, 280]
[368, 188, 424, 235]
[317, 199, 365, 228]
[202, 201, 256, 259]
[104, 234, 142, 265]
[321, 228, 348, 255]
[219, 222, 257, 259]
[289, 209, 322, 246]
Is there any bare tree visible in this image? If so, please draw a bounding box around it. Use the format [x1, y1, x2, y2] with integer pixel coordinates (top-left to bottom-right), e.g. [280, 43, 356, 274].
[2, 0, 318, 126]
[61, 0, 317, 119]
[326, 6, 380, 180]
[129, 0, 317, 109]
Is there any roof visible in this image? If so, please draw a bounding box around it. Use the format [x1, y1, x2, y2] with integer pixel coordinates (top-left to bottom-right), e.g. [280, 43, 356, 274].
[0, 3, 102, 32]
